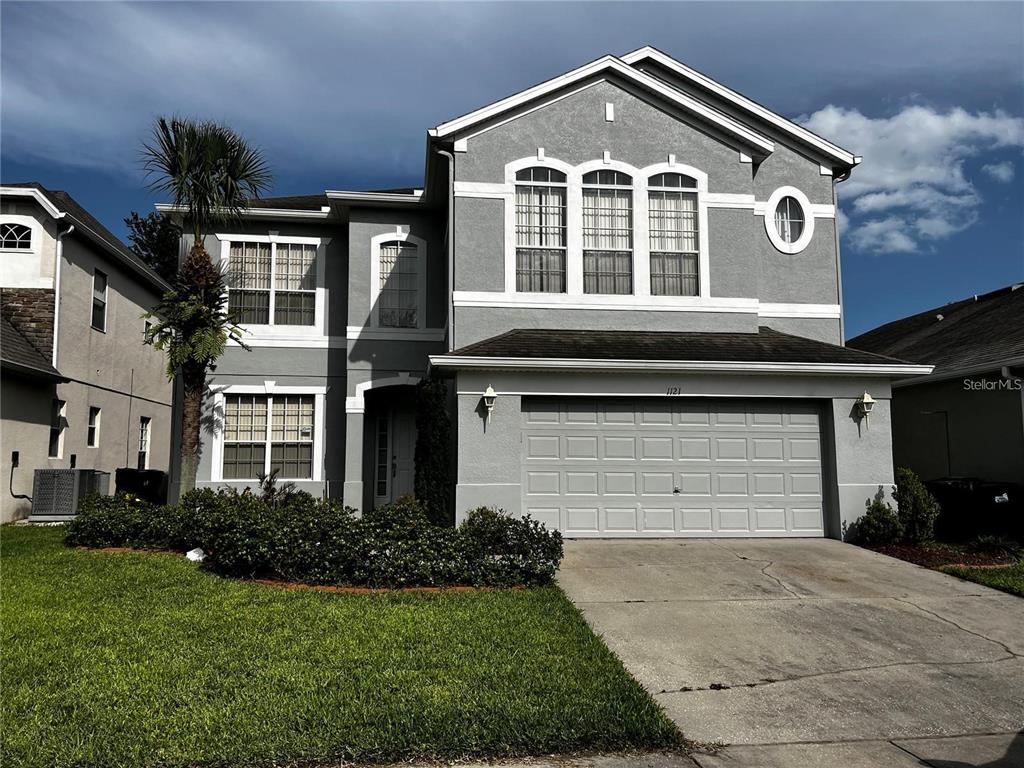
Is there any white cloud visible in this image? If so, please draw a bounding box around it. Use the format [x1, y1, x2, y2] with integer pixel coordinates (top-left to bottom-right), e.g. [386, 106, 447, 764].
[982, 160, 1016, 183]
[800, 106, 1024, 254]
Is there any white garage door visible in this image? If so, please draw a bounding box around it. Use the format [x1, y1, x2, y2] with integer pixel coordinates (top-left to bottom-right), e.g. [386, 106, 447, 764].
[521, 398, 825, 537]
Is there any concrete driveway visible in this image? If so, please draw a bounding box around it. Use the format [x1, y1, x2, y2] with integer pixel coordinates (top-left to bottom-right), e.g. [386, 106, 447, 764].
[558, 539, 1024, 767]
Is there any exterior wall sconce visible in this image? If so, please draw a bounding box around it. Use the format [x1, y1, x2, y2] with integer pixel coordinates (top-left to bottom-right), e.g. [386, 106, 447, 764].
[482, 386, 497, 422]
[857, 392, 875, 428]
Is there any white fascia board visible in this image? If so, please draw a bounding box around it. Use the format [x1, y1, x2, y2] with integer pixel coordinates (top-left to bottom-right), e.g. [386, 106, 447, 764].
[154, 203, 331, 220]
[433, 55, 775, 155]
[325, 190, 423, 204]
[0, 187, 65, 219]
[429, 354, 933, 377]
[621, 47, 857, 167]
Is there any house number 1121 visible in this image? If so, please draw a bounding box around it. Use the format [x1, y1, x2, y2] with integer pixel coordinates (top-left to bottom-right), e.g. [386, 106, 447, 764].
[666, 386, 683, 395]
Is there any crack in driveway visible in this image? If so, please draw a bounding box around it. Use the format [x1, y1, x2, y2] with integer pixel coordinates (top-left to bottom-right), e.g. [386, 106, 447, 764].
[654, 655, 1020, 695]
[894, 597, 1022, 659]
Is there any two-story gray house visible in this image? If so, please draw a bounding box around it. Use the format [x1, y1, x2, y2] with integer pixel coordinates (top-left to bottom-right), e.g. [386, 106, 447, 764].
[164, 48, 930, 538]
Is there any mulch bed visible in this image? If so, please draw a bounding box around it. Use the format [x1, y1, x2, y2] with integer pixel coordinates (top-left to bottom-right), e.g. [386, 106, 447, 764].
[869, 542, 1018, 568]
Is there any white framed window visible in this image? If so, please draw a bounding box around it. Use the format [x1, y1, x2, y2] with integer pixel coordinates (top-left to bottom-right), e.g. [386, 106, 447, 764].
[48, 399, 66, 459]
[137, 416, 151, 470]
[0, 222, 32, 250]
[217, 234, 329, 336]
[211, 385, 326, 483]
[515, 167, 567, 293]
[764, 186, 815, 254]
[87, 407, 101, 448]
[369, 232, 427, 330]
[91, 269, 108, 332]
[648, 173, 700, 296]
[582, 170, 634, 295]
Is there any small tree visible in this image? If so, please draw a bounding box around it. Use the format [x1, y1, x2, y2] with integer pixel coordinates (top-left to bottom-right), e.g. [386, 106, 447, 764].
[142, 117, 271, 495]
[894, 467, 940, 543]
[124, 211, 180, 282]
[413, 377, 453, 525]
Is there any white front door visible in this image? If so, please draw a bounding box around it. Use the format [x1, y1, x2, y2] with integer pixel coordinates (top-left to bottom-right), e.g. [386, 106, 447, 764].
[373, 404, 417, 504]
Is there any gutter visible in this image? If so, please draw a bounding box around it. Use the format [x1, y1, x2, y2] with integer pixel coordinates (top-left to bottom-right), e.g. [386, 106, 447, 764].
[435, 148, 456, 351]
[428, 354, 934, 377]
[155, 203, 332, 220]
[891, 357, 1024, 388]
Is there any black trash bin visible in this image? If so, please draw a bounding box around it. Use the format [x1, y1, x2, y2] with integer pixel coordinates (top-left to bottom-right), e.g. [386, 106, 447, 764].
[115, 468, 169, 505]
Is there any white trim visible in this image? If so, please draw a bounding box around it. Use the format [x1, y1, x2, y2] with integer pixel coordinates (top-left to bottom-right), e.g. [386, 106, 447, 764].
[431, 354, 933, 377]
[233, 335, 343, 349]
[346, 373, 422, 414]
[890, 356, 1024, 388]
[209, 384, 327, 483]
[346, 325, 445, 342]
[605, 102, 615, 121]
[759, 302, 841, 319]
[453, 290, 757, 313]
[217, 233, 330, 340]
[0, 214, 50, 288]
[0, 187, 65, 219]
[704, 193, 756, 209]
[433, 57, 775, 154]
[369, 231, 428, 330]
[739, 152, 752, 164]
[621, 46, 856, 166]
[454, 181, 510, 198]
[819, 165, 833, 177]
[157, 203, 331, 219]
[458, 390, 872, 399]
[763, 186, 815, 255]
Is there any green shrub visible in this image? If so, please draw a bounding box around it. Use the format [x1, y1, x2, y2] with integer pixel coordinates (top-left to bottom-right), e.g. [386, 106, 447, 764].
[844, 492, 903, 546]
[460, 507, 564, 587]
[68, 492, 564, 588]
[894, 467, 940, 543]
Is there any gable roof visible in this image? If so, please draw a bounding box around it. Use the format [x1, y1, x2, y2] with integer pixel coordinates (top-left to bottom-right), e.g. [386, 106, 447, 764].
[431, 54, 776, 155]
[621, 47, 858, 168]
[847, 284, 1024, 375]
[432, 327, 929, 377]
[0, 316, 65, 382]
[1, 183, 170, 292]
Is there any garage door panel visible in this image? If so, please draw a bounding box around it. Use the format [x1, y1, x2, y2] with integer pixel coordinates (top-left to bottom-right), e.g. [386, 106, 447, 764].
[521, 398, 824, 537]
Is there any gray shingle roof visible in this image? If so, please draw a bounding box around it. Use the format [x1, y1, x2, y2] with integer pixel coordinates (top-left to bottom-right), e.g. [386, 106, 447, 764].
[847, 284, 1024, 374]
[446, 327, 913, 366]
[0, 316, 64, 381]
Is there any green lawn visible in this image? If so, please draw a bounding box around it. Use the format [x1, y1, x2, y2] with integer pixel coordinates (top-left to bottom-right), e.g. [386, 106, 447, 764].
[1, 526, 680, 768]
[942, 562, 1024, 597]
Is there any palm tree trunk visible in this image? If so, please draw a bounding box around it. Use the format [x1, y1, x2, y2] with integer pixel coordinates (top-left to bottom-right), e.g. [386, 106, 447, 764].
[178, 368, 204, 496]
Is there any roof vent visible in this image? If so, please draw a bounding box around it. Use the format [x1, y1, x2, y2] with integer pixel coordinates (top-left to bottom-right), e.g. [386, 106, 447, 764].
[936, 314, 944, 321]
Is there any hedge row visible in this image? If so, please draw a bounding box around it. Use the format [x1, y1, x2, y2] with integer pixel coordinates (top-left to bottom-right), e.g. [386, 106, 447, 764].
[64, 491, 563, 588]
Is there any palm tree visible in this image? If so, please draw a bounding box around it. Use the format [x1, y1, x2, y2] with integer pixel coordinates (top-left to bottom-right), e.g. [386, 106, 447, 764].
[142, 117, 272, 496]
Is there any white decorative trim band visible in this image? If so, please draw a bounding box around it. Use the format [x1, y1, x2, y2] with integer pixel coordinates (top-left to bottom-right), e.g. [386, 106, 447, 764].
[346, 326, 446, 342]
[453, 291, 757, 313]
[758, 303, 841, 319]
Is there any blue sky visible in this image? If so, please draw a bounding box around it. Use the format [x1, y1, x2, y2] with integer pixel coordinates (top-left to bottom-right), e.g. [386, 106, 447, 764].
[2, 1, 1022, 338]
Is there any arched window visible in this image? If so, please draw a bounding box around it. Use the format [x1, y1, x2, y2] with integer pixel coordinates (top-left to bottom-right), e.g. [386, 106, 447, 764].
[515, 167, 567, 293]
[648, 173, 699, 296]
[378, 240, 419, 328]
[0, 222, 32, 250]
[582, 170, 633, 295]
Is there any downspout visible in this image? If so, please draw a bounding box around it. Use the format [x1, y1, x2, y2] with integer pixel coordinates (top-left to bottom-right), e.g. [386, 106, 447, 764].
[52, 224, 75, 367]
[831, 173, 846, 344]
[436, 148, 456, 351]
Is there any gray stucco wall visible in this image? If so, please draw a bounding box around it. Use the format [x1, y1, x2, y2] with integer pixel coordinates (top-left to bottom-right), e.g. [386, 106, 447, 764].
[451, 76, 842, 345]
[891, 373, 1024, 484]
[452, 368, 895, 539]
[1, 375, 58, 522]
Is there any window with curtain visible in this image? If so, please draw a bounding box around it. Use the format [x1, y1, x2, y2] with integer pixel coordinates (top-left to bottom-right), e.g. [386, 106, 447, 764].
[0, 223, 31, 249]
[774, 196, 805, 243]
[226, 240, 318, 326]
[515, 167, 567, 293]
[222, 394, 314, 480]
[378, 241, 419, 328]
[648, 173, 699, 296]
[582, 170, 633, 295]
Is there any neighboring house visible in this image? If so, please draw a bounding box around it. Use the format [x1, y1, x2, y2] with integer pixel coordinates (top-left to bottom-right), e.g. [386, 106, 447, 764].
[848, 284, 1024, 484]
[1, 183, 174, 522]
[162, 47, 930, 539]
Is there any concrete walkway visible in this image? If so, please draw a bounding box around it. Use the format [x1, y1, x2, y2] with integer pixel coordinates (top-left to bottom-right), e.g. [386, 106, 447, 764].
[557, 539, 1024, 767]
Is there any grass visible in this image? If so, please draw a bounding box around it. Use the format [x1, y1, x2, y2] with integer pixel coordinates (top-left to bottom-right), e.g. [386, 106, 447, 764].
[941, 562, 1024, 597]
[1, 526, 680, 768]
